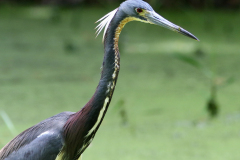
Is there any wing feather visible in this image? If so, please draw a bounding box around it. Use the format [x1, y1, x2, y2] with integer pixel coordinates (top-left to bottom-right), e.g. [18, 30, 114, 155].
[0, 112, 74, 160]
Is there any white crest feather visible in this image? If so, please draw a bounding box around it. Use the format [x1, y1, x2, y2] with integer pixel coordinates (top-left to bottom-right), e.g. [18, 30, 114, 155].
[95, 8, 118, 41]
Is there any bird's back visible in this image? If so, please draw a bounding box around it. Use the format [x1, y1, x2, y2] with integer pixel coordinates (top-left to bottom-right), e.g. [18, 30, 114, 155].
[0, 111, 74, 160]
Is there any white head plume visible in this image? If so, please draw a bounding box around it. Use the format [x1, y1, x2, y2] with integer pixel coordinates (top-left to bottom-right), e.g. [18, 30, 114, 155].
[95, 8, 118, 42]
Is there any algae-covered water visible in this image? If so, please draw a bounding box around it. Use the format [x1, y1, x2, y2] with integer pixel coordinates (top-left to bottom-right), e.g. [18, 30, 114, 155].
[0, 7, 239, 160]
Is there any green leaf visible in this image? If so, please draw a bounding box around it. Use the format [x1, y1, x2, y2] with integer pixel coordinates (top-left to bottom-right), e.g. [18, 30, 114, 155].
[0, 110, 17, 136]
[173, 53, 203, 69]
[173, 53, 213, 79]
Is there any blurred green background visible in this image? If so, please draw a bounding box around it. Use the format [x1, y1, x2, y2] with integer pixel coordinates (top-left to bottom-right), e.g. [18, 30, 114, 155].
[0, 0, 240, 160]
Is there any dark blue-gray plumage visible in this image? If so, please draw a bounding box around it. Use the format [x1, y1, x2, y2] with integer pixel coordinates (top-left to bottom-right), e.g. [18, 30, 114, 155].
[0, 0, 198, 159]
[0, 112, 73, 160]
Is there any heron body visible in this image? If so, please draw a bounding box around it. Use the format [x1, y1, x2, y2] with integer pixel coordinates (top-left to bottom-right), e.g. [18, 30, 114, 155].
[0, 0, 198, 159]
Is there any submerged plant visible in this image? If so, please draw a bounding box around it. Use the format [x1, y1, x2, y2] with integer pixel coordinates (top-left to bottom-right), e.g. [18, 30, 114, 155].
[174, 52, 234, 118]
[113, 99, 128, 126]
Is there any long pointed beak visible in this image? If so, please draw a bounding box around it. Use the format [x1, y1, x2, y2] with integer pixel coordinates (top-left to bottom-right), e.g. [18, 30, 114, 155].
[146, 11, 199, 41]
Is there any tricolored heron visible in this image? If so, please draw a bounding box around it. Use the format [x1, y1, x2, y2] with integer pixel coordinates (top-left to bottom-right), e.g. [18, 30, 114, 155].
[0, 0, 198, 159]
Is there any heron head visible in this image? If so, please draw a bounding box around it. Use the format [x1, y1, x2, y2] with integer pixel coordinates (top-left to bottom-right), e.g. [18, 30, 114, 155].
[120, 0, 199, 41]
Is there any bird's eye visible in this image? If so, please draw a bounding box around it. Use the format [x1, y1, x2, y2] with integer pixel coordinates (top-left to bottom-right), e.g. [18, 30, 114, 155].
[136, 8, 143, 13]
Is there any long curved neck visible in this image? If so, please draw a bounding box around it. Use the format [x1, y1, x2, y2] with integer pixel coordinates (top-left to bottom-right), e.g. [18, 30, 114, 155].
[62, 9, 132, 160]
[95, 11, 135, 102]
[89, 11, 136, 125]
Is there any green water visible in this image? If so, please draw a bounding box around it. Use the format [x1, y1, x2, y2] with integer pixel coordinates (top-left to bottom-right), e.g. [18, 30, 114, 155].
[0, 6, 239, 160]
